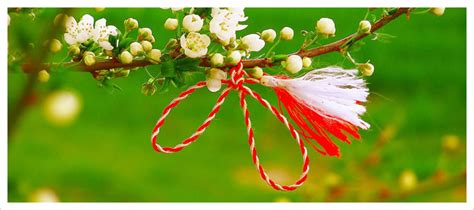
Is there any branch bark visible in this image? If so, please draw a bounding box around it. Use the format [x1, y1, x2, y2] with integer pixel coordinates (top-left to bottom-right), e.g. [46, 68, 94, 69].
[10, 9, 72, 139]
[22, 8, 411, 74]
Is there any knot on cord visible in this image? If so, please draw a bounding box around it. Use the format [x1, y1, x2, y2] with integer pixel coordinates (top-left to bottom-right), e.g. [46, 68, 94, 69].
[150, 61, 310, 191]
[227, 62, 246, 90]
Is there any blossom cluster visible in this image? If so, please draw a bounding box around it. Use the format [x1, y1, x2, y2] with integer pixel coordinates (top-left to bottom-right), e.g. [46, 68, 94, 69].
[41, 8, 445, 94]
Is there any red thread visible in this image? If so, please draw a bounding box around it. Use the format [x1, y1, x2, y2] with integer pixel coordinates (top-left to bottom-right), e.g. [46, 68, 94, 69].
[150, 62, 310, 191]
[274, 87, 361, 158]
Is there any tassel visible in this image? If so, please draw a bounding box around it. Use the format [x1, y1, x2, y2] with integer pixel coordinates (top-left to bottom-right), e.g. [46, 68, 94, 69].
[261, 66, 370, 157]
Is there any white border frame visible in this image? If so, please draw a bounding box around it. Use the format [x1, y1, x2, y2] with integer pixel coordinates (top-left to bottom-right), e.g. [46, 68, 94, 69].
[1, 0, 472, 210]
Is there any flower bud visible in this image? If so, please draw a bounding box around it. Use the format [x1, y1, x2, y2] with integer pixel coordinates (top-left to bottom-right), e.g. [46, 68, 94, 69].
[206, 78, 222, 92]
[171, 7, 184, 13]
[53, 13, 68, 26]
[241, 34, 265, 52]
[38, 70, 50, 83]
[164, 18, 178, 30]
[210, 53, 224, 67]
[105, 50, 113, 57]
[280, 27, 294, 41]
[95, 8, 105, 12]
[49, 39, 62, 53]
[138, 28, 153, 41]
[83, 52, 96, 66]
[147, 49, 162, 64]
[430, 8, 445, 16]
[442, 135, 460, 152]
[30, 188, 60, 202]
[261, 29, 277, 43]
[165, 38, 178, 49]
[284, 55, 303, 74]
[316, 17, 336, 36]
[141, 82, 157, 96]
[358, 63, 374, 76]
[399, 170, 418, 192]
[249, 66, 263, 79]
[130, 42, 144, 56]
[68, 45, 81, 56]
[358, 20, 371, 34]
[115, 69, 130, 78]
[302, 57, 312, 68]
[208, 68, 227, 80]
[83, 51, 94, 57]
[226, 51, 242, 66]
[43, 90, 82, 126]
[119, 50, 133, 64]
[182, 14, 203, 32]
[124, 18, 139, 31]
[141, 41, 153, 52]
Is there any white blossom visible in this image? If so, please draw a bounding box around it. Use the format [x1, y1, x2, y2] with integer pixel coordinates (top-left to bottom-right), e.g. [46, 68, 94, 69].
[209, 8, 248, 45]
[180, 32, 211, 58]
[182, 14, 203, 32]
[64, 14, 117, 50]
[240, 34, 265, 52]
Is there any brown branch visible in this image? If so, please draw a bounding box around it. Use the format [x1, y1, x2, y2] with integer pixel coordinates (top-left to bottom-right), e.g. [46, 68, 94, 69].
[22, 8, 411, 74]
[9, 9, 72, 139]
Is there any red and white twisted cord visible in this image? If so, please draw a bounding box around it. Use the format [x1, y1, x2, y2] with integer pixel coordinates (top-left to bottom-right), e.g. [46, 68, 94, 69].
[150, 62, 310, 191]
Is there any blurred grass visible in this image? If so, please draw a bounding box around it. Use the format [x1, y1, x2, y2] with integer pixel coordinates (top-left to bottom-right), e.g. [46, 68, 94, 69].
[7, 8, 466, 202]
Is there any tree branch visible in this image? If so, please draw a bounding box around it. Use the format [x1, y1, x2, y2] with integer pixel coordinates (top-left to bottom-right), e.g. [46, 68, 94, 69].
[21, 8, 411, 74]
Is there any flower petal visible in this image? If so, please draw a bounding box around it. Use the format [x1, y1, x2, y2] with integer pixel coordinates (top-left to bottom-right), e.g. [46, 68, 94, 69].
[65, 16, 78, 34]
[179, 34, 187, 48]
[99, 41, 114, 50]
[78, 14, 94, 34]
[107, 25, 118, 36]
[76, 31, 90, 43]
[64, 33, 77, 45]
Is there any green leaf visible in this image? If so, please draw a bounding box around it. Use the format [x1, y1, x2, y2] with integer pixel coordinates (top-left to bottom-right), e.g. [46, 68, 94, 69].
[161, 60, 176, 78]
[171, 72, 186, 88]
[158, 78, 171, 94]
[348, 40, 366, 52]
[118, 37, 134, 50]
[372, 32, 396, 43]
[175, 57, 204, 72]
[193, 8, 212, 17]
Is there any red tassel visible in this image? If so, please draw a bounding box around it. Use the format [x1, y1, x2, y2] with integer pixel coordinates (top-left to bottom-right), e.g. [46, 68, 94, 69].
[274, 87, 361, 157]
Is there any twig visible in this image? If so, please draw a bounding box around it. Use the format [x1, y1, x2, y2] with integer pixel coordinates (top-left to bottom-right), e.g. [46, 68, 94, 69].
[9, 9, 72, 139]
[21, 8, 411, 73]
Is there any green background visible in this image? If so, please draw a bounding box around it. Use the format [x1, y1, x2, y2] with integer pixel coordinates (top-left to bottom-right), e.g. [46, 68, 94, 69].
[8, 8, 466, 202]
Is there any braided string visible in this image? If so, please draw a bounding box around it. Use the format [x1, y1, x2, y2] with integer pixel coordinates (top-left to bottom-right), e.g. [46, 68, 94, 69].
[150, 62, 310, 191]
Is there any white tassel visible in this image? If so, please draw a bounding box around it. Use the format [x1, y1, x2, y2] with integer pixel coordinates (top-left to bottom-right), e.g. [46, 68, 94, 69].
[261, 66, 370, 129]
